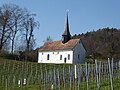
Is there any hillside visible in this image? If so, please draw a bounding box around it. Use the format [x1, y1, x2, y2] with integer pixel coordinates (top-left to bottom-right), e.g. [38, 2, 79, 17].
[72, 27, 120, 60]
[0, 58, 120, 89]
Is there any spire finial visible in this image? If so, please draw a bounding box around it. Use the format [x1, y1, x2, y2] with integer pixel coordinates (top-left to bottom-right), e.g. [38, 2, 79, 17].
[66, 9, 69, 14]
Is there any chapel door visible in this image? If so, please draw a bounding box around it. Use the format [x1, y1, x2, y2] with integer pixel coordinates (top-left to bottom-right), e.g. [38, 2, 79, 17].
[64, 58, 66, 63]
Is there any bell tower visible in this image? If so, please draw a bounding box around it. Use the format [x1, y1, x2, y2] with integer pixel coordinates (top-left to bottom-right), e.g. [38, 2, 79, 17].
[62, 12, 71, 43]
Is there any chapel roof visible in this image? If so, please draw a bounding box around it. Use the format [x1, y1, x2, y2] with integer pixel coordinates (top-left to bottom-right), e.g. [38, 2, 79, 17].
[39, 39, 80, 52]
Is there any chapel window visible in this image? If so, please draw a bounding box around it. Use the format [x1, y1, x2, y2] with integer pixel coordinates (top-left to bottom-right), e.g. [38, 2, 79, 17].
[78, 54, 80, 59]
[47, 54, 50, 60]
[60, 55, 62, 60]
[68, 54, 70, 60]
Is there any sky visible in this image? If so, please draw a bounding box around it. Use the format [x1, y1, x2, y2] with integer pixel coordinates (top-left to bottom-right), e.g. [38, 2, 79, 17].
[0, 0, 120, 48]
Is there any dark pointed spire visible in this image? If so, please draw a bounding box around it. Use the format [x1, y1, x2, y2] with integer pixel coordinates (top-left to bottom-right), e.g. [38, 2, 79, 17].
[62, 12, 71, 36]
[62, 12, 71, 43]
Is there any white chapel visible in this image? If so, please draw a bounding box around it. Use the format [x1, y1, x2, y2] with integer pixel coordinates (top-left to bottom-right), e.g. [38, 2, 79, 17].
[38, 14, 86, 64]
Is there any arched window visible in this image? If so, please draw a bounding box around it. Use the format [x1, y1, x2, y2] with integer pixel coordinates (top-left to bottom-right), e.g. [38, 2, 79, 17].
[68, 54, 70, 60]
[47, 54, 50, 60]
[60, 55, 62, 60]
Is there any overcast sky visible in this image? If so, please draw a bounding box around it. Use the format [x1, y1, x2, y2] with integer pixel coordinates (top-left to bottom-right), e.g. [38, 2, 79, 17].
[0, 0, 120, 47]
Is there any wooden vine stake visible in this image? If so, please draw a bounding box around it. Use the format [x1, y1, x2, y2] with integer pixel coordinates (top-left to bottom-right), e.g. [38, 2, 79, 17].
[74, 65, 77, 79]
[57, 69, 60, 90]
[69, 65, 72, 90]
[74, 64, 77, 90]
[77, 65, 81, 90]
[63, 66, 66, 90]
[119, 60, 120, 78]
[54, 66, 56, 90]
[85, 62, 90, 90]
[98, 61, 101, 90]
[95, 60, 100, 90]
[108, 58, 114, 90]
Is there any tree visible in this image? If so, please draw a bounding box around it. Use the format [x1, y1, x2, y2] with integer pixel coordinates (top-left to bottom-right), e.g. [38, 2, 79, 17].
[0, 5, 11, 51]
[0, 4, 39, 53]
[6, 4, 27, 53]
[0, 4, 28, 53]
[45, 36, 53, 42]
[23, 14, 39, 52]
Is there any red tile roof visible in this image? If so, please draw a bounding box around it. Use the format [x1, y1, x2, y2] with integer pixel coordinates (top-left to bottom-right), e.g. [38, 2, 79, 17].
[39, 39, 80, 51]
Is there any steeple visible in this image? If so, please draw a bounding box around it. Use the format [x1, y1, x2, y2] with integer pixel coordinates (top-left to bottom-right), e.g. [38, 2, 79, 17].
[62, 12, 71, 43]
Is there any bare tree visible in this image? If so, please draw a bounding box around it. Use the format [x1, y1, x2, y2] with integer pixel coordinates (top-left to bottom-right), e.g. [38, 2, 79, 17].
[0, 5, 11, 51]
[0, 4, 39, 53]
[0, 4, 27, 53]
[23, 14, 39, 52]
[6, 4, 27, 53]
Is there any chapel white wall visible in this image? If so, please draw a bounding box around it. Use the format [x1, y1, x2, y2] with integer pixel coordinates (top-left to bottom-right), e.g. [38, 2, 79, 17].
[38, 50, 73, 64]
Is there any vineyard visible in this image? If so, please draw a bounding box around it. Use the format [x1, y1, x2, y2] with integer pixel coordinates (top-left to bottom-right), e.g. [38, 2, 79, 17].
[0, 58, 120, 90]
